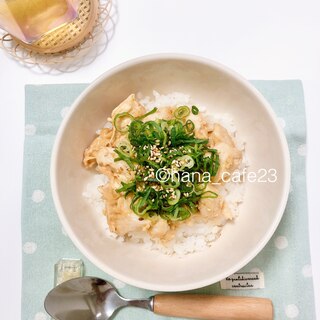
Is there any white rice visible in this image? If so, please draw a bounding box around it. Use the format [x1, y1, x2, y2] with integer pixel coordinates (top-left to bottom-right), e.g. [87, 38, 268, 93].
[83, 91, 247, 256]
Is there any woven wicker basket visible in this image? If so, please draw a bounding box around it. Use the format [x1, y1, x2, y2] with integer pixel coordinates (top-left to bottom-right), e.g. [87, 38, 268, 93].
[13, 0, 99, 54]
[0, 0, 113, 68]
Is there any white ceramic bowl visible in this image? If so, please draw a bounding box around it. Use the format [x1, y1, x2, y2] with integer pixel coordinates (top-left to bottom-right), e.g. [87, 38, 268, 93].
[51, 54, 290, 291]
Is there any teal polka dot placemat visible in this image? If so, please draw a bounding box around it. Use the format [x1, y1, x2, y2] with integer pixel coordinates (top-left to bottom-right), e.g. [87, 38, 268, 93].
[22, 81, 316, 320]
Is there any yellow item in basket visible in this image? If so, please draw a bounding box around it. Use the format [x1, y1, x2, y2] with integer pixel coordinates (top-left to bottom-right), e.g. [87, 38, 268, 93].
[0, 0, 79, 43]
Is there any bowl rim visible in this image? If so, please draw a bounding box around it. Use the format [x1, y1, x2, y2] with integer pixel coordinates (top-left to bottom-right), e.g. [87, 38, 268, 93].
[50, 53, 291, 292]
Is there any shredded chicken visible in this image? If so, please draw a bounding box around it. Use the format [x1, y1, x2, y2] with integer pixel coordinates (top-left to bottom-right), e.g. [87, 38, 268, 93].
[83, 128, 113, 167]
[207, 124, 242, 182]
[186, 112, 211, 139]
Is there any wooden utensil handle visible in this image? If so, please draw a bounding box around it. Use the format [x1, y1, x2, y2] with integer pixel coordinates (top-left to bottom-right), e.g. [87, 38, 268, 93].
[153, 294, 273, 320]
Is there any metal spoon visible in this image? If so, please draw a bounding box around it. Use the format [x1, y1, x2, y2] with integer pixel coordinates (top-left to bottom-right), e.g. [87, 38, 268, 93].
[44, 276, 273, 320]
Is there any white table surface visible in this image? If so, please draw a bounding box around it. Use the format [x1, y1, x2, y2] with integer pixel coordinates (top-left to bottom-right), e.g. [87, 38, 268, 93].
[0, 0, 319, 318]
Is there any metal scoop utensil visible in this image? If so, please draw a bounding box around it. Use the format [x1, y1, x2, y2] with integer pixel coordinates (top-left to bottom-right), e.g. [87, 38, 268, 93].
[44, 276, 273, 320]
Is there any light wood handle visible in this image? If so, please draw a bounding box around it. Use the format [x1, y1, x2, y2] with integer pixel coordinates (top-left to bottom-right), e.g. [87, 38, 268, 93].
[153, 294, 273, 320]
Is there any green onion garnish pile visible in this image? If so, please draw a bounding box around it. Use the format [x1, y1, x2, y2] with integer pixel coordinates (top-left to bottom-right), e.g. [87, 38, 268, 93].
[114, 105, 220, 221]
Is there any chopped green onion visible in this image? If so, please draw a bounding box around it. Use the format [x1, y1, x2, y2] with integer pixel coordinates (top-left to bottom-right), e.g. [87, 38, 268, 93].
[114, 112, 134, 133]
[116, 181, 136, 196]
[136, 107, 157, 120]
[113, 104, 221, 222]
[193, 182, 207, 194]
[201, 191, 218, 199]
[174, 106, 190, 119]
[160, 173, 180, 189]
[168, 189, 181, 205]
[185, 120, 195, 133]
[117, 141, 133, 157]
[177, 155, 195, 169]
[131, 197, 152, 216]
[171, 207, 191, 221]
[114, 150, 135, 170]
[191, 105, 199, 115]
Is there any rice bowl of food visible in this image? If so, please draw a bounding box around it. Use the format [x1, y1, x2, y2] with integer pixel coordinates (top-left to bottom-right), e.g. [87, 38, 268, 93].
[51, 54, 290, 291]
[82, 92, 246, 255]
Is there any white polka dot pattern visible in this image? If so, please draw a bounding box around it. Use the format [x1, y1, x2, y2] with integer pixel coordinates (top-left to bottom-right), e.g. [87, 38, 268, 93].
[32, 190, 45, 203]
[23, 242, 37, 254]
[25, 124, 37, 136]
[60, 107, 70, 118]
[302, 264, 312, 278]
[34, 312, 47, 320]
[285, 304, 299, 318]
[277, 117, 286, 128]
[297, 144, 306, 156]
[274, 236, 288, 250]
